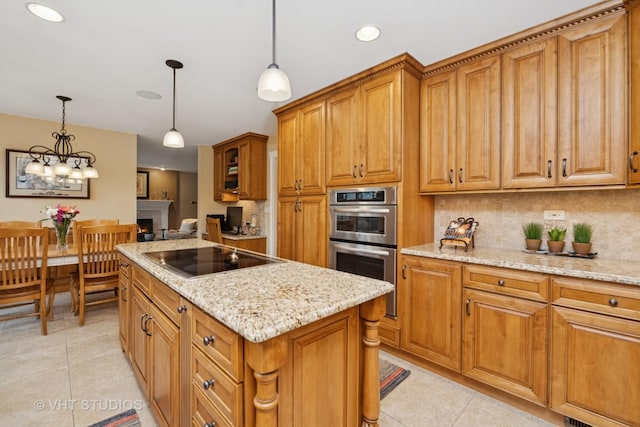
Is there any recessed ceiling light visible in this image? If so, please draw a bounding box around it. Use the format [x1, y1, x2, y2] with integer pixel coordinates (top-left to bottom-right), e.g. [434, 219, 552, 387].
[355, 25, 381, 42]
[136, 90, 162, 100]
[26, 3, 64, 23]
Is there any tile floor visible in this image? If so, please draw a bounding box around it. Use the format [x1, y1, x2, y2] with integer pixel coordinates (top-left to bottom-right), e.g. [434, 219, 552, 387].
[0, 292, 559, 427]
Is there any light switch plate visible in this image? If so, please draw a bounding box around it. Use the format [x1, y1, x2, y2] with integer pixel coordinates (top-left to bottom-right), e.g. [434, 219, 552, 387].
[544, 210, 565, 220]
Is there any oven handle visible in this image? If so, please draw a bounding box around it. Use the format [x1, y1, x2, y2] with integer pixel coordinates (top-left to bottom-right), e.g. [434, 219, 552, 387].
[331, 207, 392, 214]
[331, 244, 392, 257]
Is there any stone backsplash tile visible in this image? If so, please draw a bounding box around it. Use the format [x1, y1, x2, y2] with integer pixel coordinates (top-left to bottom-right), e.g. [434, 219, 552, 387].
[433, 188, 640, 261]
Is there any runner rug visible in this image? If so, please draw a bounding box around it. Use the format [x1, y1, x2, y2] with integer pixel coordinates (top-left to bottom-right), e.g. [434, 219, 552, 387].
[380, 358, 411, 399]
[87, 408, 141, 427]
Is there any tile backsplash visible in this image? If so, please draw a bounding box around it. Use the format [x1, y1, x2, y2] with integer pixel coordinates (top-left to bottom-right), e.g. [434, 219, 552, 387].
[433, 188, 640, 261]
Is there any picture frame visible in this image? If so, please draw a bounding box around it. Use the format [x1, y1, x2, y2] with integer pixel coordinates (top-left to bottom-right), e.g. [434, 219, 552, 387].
[5, 149, 90, 199]
[136, 171, 149, 199]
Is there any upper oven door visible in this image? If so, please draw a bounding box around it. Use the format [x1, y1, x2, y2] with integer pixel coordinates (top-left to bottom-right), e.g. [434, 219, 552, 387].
[329, 205, 397, 246]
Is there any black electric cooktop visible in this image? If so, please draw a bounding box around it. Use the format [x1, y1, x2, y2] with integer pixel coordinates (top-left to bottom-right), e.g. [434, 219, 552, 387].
[144, 246, 282, 278]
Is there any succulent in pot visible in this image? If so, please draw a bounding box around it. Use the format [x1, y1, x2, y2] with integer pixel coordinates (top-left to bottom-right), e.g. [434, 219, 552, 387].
[572, 223, 593, 255]
[523, 222, 543, 251]
[547, 226, 566, 253]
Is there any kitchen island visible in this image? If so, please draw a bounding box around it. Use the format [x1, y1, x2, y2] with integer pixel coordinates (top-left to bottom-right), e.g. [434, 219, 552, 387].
[117, 239, 394, 427]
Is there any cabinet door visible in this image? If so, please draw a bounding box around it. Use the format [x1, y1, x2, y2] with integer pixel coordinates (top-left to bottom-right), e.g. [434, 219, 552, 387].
[298, 100, 326, 195]
[502, 38, 558, 189]
[277, 198, 297, 261]
[359, 70, 403, 184]
[419, 70, 457, 192]
[131, 287, 150, 393]
[213, 147, 224, 201]
[295, 195, 327, 267]
[149, 305, 180, 427]
[326, 88, 359, 186]
[277, 110, 299, 196]
[551, 306, 640, 426]
[457, 55, 501, 190]
[400, 257, 462, 371]
[118, 266, 131, 355]
[557, 14, 626, 186]
[631, 3, 640, 184]
[462, 288, 547, 406]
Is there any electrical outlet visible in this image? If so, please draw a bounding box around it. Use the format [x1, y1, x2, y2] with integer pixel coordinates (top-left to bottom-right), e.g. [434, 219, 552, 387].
[543, 210, 565, 221]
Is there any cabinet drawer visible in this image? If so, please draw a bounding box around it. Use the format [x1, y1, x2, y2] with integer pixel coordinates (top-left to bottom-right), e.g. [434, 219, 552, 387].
[191, 385, 234, 427]
[118, 254, 131, 279]
[552, 277, 640, 321]
[192, 346, 243, 426]
[192, 307, 243, 382]
[132, 264, 151, 297]
[151, 279, 181, 325]
[463, 265, 548, 301]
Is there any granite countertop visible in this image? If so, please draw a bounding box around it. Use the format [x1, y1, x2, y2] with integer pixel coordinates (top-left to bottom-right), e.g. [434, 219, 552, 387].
[117, 239, 393, 343]
[221, 232, 266, 241]
[401, 243, 640, 286]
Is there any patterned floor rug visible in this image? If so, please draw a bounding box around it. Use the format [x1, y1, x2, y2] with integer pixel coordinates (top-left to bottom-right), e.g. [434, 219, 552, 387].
[380, 358, 411, 399]
[87, 409, 141, 427]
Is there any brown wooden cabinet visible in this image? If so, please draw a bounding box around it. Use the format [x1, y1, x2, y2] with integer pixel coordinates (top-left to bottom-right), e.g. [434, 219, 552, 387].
[212, 132, 267, 201]
[118, 254, 132, 355]
[462, 265, 548, 406]
[399, 256, 462, 371]
[557, 13, 627, 186]
[277, 195, 326, 267]
[221, 236, 266, 254]
[550, 276, 640, 427]
[502, 37, 558, 189]
[277, 100, 325, 197]
[630, 2, 640, 185]
[326, 69, 404, 186]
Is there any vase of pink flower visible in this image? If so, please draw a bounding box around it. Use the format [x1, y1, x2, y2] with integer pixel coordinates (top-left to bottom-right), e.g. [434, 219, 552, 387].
[43, 204, 80, 253]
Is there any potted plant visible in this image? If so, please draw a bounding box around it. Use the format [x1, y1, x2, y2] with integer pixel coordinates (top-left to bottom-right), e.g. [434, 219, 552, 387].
[572, 223, 593, 255]
[547, 226, 566, 253]
[523, 222, 543, 251]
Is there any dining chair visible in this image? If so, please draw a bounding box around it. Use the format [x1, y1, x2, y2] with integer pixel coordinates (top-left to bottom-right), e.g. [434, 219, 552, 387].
[71, 223, 136, 326]
[0, 227, 54, 335]
[206, 217, 223, 243]
[0, 221, 40, 228]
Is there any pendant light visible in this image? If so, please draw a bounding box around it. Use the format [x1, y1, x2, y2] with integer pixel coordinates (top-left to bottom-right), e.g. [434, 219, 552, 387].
[163, 59, 185, 148]
[257, 0, 291, 102]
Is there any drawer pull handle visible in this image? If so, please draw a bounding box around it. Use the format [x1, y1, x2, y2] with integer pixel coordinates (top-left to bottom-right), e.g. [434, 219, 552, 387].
[121, 286, 127, 302]
[630, 151, 639, 173]
[498, 279, 505, 286]
[449, 169, 454, 184]
[465, 298, 471, 316]
[204, 422, 216, 427]
[547, 160, 552, 178]
[562, 158, 567, 177]
[609, 298, 618, 307]
[203, 378, 215, 390]
[177, 305, 187, 313]
[402, 264, 407, 280]
[143, 315, 153, 337]
[203, 335, 215, 346]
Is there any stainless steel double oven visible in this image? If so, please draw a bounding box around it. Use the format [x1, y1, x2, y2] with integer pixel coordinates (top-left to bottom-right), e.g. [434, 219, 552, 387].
[328, 186, 398, 318]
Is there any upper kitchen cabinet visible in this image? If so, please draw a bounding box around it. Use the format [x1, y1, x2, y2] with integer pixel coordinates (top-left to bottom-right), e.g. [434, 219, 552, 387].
[326, 56, 422, 186]
[502, 38, 558, 189]
[212, 132, 267, 201]
[276, 100, 326, 196]
[557, 13, 626, 187]
[630, 2, 640, 184]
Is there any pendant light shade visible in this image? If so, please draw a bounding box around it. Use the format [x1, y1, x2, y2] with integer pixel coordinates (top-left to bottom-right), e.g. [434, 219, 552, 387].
[258, 0, 291, 102]
[163, 59, 184, 148]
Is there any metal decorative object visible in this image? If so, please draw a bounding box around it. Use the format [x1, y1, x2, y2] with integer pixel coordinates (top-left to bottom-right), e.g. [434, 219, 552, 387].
[440, 217, 479, 251]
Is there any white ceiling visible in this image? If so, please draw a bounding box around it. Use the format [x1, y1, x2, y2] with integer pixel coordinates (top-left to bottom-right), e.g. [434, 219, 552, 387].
[1, 0, 600, 173]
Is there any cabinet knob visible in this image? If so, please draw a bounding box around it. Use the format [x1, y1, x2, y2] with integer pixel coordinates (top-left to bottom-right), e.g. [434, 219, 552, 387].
[203, 335, 215, 346]
[203, 378, 215, 390]
[204, 422, 216, 427]
[498, 279, 505, 286]
[119, 262, 130, 268]
[177, 305, 187, 313]
[608, 298, 618, 307]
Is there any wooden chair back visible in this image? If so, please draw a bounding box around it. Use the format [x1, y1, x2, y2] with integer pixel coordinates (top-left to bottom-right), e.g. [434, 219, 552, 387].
[0, 227, 53, 335]
[74, 219, 119, 227]
[206, 217, 223, 243]
[0, 221, 40, 228]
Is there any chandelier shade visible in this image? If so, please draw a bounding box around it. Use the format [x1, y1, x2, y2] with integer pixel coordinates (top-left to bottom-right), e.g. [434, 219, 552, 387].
[163, 59, 184, 148]
[257, 0, 291, 102]
[25, 95, 99, 181]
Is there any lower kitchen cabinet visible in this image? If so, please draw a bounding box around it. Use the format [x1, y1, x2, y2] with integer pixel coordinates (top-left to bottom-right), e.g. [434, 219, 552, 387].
[462, 288, 548, 406]
[277, 195, 327, 267]
[118, 254, 132, 355]
[399, 256, 462, 371]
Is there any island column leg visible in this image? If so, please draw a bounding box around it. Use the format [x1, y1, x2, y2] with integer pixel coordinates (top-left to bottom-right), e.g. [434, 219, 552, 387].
[360, 295, 386, 427]
[246, 335, 288, 427]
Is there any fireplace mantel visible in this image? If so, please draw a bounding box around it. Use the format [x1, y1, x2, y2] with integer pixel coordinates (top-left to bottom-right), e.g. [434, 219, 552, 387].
[137, 200, 173, 232]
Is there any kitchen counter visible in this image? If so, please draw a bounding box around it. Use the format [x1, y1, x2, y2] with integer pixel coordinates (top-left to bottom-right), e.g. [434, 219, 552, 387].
[117, 239, 394, 343]
[401, 243, 640, 286]
[221, 232, 265, 241]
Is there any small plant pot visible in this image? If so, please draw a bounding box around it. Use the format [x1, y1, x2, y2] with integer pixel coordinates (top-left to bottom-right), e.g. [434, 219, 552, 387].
[525, 239, 542, 251]
[572, 241, 592, 255]
[547, 241, 565, 253]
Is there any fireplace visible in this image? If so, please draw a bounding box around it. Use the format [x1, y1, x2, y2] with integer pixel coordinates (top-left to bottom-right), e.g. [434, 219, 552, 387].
[137, 218, 153, 242]
[136, 200, 172, 234]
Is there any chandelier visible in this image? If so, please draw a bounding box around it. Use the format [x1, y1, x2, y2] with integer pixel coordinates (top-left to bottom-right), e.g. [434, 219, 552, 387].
[25, 95, 99, 181]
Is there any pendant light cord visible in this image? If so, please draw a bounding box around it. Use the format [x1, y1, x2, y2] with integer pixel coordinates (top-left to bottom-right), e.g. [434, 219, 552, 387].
[271, 0, 276, 65]
[172, 67, 176, 129]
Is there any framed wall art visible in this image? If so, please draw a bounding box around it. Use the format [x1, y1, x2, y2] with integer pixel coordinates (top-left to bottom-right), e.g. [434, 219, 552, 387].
[136, 171, 149, 199]
[5, 149, 90, 199]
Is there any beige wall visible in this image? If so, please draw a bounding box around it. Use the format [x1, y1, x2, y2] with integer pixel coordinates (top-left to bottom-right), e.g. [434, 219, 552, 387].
[0, 113, 137, 224]
[433, 188, 640, 261]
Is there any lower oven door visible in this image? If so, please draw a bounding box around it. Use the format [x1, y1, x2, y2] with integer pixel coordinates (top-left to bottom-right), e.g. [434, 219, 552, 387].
[328, 240, 397, 319]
